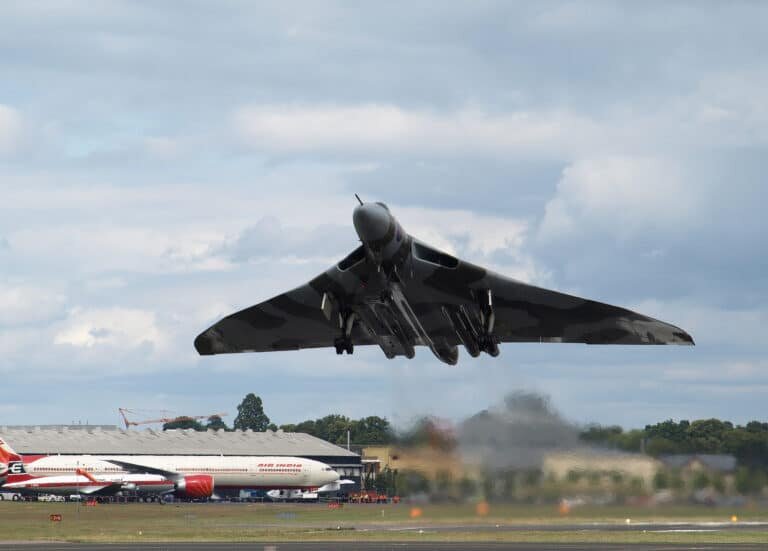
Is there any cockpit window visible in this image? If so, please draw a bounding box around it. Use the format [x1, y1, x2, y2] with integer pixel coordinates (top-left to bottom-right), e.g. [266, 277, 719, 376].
[412, 241, 459, 268]
[375, 202, 390, 211]
[337, 245, 366, 270]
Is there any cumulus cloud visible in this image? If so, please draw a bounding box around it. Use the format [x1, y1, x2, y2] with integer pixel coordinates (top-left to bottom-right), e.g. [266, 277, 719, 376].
[538, 156, 698, 242]
[233, 104, 598, 159]
[54, 307, 165, 351]
[0, 284, 66, 327]
[217, 216, 353, 265]
[0, 104, 23, 155]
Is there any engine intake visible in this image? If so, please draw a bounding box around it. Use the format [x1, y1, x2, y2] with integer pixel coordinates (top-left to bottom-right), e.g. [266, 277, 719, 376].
[175, 474, 214, 498]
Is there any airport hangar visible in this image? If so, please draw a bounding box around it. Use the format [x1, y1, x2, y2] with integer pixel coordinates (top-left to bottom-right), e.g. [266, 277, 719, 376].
[0, 425, 363, 494]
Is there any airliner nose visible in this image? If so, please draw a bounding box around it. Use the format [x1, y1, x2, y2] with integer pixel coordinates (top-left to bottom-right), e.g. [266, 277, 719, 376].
[322, 465, 340, 484]
[353, 203, 391, 244]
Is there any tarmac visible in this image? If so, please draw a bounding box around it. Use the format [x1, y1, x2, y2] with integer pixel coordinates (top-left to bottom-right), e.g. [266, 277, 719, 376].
[2, 521, 767, 550]
[354, 520, 768, 533]
[1, 544, 766, 551]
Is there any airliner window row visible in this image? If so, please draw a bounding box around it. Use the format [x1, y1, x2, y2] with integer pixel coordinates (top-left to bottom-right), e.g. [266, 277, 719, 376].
[176, 468, 248, 473]
[38, 467, 122, 473]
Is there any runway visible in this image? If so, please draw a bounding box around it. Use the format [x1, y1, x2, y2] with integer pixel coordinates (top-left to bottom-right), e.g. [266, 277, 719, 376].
[1, 544, 767, 551]
[356, 521, 768, 533]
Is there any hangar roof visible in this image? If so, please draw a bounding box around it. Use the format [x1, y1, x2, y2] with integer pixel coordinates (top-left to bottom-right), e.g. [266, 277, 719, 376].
[0, 426, 358, 459]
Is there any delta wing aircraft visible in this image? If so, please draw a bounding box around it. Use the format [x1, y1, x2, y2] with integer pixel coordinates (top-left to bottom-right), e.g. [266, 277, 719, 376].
[195, 198, 694, 365]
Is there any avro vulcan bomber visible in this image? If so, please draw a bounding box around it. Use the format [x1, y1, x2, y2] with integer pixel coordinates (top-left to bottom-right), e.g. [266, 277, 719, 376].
[195, 199, 693, 365]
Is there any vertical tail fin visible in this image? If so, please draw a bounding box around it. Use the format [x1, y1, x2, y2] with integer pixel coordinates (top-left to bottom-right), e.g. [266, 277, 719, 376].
[0, 437, 21, 462]
[0, 437, 24, 481]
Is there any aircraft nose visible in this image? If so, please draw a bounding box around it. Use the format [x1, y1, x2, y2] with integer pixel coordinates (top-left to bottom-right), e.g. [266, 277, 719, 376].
[353, 203, 391, 244]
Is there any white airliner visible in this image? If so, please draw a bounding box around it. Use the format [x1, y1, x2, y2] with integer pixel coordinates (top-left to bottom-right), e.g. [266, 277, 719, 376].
[0, 437, 338, 499]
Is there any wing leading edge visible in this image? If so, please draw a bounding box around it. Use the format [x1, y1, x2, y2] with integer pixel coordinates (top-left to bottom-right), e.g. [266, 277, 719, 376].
[407, 258, 694, 347]
[195, 247, 376, 356]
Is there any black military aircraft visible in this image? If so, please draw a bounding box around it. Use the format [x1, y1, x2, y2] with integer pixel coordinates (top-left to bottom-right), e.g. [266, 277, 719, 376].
[195, 198, 693, 365]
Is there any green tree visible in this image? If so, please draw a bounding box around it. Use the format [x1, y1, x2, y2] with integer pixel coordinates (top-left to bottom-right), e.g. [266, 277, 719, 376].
[735, 467, 767, 495]
[205, 415, 229, 431]
[579, 424, 623, 445]
[314, 414, 352, 444]
[163, 418, 204, 431]
[373, 467, 397, 495]
[646, 437, 683, 457]
[352, 416, 393, 444]
[233, 393, 270, 431]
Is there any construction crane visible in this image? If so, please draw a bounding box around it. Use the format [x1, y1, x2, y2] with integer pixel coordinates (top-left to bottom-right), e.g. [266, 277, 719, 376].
[118, 408, 228, 430]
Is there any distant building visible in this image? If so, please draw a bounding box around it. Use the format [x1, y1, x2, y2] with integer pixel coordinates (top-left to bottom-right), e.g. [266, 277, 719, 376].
[658, 454, 737, 473]
[362, 445, 472, 481]
[658, 454, 737, 494]
[542, 449, 661, 489]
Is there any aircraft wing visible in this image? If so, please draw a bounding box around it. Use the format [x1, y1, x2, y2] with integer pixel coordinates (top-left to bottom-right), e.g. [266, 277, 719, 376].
[194, 246, 376, 355]
[105, 459, 178, 480]
[81, 483, 125, 496]
[410, 258, 695, 346]
[193, 238, 693, 361]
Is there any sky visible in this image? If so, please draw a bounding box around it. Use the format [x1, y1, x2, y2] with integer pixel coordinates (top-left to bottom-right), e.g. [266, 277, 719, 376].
[0, 1, 766, 430]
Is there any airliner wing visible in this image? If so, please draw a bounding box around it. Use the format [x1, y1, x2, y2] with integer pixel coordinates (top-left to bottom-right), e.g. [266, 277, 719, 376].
[83, 483, 124, 496]
[194, 246, 376, 355]
[105, 459, 178, 480]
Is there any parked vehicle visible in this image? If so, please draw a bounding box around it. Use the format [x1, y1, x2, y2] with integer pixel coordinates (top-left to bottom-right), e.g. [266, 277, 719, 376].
[37, 494, 66, 502]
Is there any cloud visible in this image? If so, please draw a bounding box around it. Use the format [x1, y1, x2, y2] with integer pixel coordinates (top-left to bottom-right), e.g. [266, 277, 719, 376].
[54, 307, 165, 350]
[0, 284, 66, 327]
[144, 136, 180, 159]
[0, 105, 23, 155]
[233, 104, 598, 159]
[538, 156, 698, 242]
[217, 216, 354, 265]
[0, 2, 765, 427]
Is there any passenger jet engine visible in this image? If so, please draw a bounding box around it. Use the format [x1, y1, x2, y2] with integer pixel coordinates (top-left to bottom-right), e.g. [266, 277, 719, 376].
[175, 474, 214, 498]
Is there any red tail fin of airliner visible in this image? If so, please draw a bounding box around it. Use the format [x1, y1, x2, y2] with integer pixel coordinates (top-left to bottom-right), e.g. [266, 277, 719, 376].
[0, 437, 25, 479]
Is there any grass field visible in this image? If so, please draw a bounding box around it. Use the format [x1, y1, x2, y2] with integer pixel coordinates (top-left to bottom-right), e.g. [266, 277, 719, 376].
[1, 501, 767, 543]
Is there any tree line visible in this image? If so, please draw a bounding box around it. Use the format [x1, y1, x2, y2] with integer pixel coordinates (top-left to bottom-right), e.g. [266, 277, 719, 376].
[163, 394, 768, 470]
[580, 418, 768, 467]
[162, 393, 394, 446]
